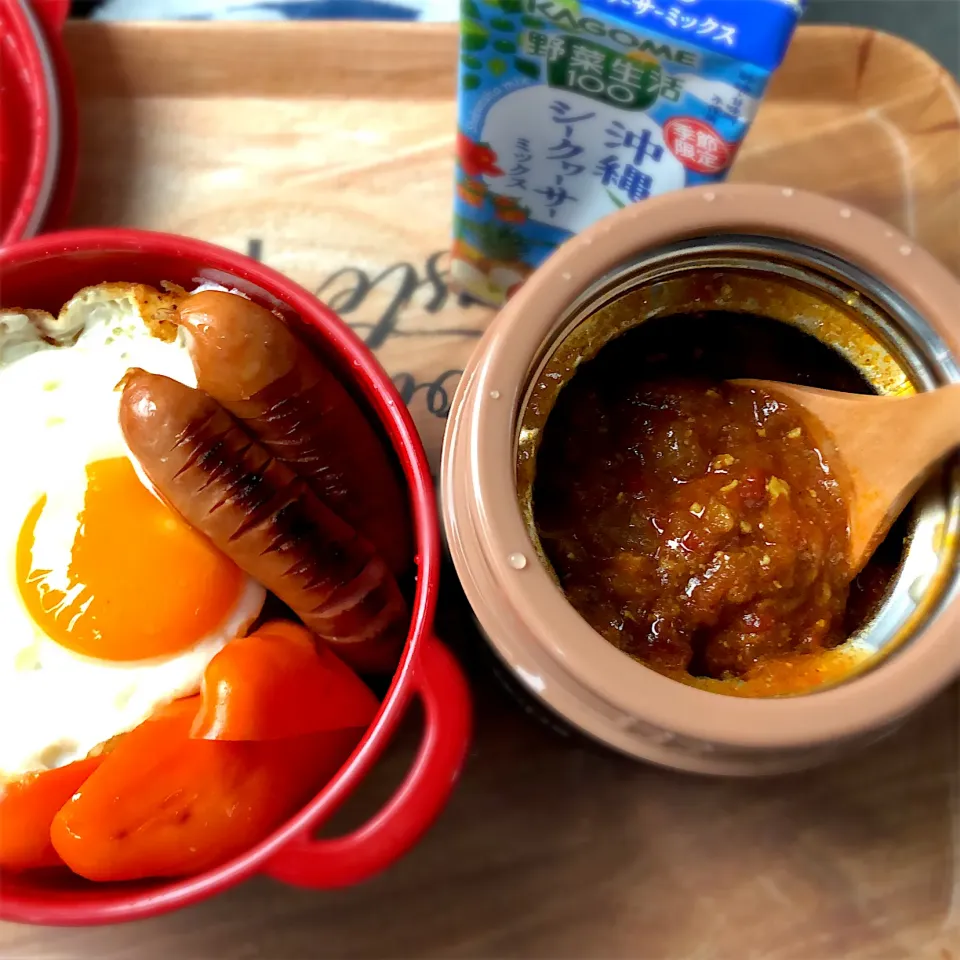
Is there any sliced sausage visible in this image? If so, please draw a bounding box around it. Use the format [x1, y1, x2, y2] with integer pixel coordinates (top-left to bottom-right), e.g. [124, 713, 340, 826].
[177, 291, 412, 576]
[119, 369, 406, 673]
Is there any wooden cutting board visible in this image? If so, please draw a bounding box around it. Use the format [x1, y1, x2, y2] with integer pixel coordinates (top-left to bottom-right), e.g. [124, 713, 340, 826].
[3, 21, 959, 960]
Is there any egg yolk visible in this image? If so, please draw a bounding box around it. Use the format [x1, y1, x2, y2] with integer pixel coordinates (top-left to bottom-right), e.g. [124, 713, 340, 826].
[16, 456, 247, 661]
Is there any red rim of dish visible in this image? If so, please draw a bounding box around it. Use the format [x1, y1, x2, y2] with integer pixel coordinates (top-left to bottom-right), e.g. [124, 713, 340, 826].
[1, 0, 63, 244]
[35, 0, 78, 235]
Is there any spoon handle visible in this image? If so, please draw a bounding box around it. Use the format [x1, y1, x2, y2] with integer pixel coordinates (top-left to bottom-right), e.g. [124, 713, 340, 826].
[884, 382, 960, 468]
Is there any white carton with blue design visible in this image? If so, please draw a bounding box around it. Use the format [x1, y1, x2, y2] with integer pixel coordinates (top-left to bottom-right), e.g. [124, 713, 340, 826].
[451, 0, 806, 304]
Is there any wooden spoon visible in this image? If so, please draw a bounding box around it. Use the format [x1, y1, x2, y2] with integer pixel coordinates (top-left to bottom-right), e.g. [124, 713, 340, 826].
[732, 379, 960, 575]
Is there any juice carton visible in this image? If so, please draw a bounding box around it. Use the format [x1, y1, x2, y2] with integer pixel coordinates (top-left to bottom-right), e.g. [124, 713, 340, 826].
[451, 0, 806, 305]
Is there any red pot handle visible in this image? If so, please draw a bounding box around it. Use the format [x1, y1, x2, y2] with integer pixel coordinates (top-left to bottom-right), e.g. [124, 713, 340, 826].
[264, 637, 471, 888]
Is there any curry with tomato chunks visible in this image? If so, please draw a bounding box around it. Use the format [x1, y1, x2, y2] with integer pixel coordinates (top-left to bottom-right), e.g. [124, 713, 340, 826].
[532, 312, 902, 696]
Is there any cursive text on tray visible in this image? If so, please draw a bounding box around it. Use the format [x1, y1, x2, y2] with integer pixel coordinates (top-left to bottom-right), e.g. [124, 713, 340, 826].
[245, 239, 486, 419]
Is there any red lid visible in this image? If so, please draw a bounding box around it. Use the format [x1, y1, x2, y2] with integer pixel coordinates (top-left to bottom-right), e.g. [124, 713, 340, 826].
[0, 0, 77, 245]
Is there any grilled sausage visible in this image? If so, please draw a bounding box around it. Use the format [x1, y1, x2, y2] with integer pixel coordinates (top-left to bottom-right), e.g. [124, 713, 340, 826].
[177, 291, 412, 576]
[119, 370, 406, 673]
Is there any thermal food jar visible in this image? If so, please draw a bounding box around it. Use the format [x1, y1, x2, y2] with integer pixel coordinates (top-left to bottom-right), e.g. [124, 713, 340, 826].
[441, 183, 960, 776]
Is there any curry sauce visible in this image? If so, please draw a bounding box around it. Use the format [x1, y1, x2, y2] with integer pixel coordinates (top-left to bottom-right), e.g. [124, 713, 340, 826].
[533, 313, 903, 695]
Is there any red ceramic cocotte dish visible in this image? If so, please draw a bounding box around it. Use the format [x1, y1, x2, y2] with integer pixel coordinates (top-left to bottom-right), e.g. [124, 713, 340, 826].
[0, 228, 472, 926]
[442, 183, 960, 777]
[0, 0, 78, 242]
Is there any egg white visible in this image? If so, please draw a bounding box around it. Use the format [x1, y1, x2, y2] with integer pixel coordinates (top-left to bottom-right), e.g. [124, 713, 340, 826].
[0, 288, 266, 781]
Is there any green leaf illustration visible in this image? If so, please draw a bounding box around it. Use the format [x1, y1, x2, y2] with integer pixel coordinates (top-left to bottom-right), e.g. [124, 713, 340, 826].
[498, 0, 523, 11]
[470, 221, 529, 262]
[462, 54, 483, 68]
[462, 0, 483, 18]
[520, 14, 544, 26]
[463, 73, 483, 90]
[489, 58, 508, 76]
[462, 26, 489, 51]
[514, 57, 540, 79]
[606, 189, 626, 209]
[489, 16, 515, 30]
[493, 38, 517, 53]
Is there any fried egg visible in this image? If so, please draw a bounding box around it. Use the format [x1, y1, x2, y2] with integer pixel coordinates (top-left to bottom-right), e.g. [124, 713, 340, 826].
[0, 284, 266, 780]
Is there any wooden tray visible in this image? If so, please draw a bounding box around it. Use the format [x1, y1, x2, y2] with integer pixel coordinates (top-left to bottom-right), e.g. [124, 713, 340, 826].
[4, 21, 960, 960]
[61, 22, 960, 475]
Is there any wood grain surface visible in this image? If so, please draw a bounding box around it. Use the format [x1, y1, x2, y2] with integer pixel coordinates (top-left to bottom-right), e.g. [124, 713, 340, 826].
[3, 21, 960, 960]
